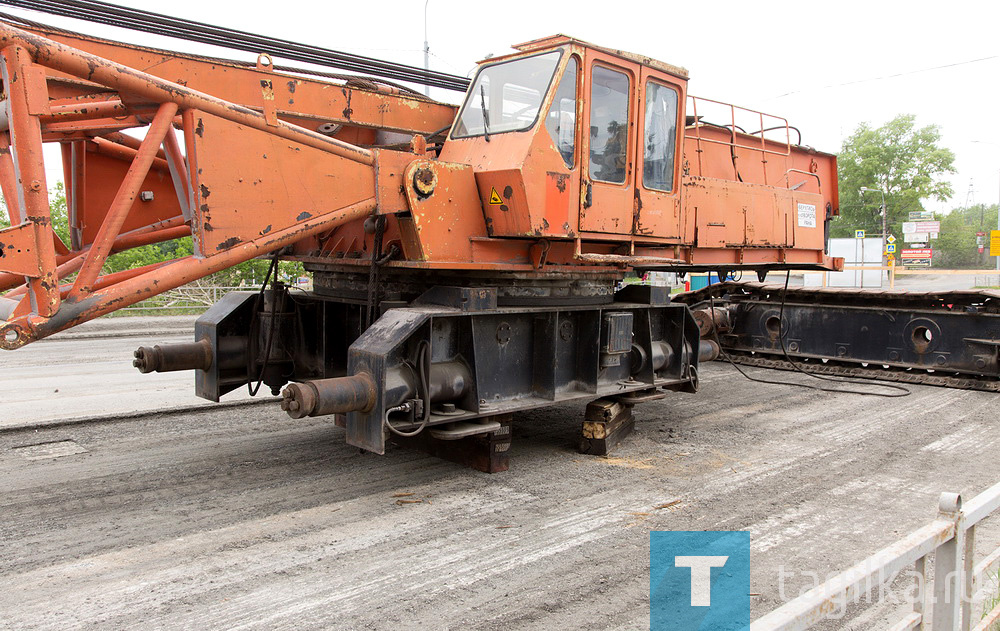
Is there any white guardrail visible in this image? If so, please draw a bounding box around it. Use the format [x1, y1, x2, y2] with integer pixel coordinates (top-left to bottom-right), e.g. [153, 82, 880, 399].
[751, 481, 1000, 630]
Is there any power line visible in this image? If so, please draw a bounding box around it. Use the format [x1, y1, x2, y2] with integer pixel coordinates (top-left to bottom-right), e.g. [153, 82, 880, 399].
[766, 55, 999, 101]
[0, 0, 472, 91]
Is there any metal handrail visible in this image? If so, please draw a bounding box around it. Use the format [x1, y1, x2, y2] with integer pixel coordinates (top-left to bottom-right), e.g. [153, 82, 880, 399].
[783, 169, 822, 193]
[686, 95, 793, 153]
[751, 481, 1000, 630]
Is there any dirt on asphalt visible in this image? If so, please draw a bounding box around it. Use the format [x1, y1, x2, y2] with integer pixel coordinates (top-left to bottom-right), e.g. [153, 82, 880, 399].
[2, 360, 998, 630]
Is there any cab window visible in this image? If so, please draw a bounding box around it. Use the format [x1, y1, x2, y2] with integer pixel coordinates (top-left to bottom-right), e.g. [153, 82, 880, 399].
[453, 51, 562, 139]
[589, 66, 630, 184]
[544, 57, 578, 168]
[642, 81, 678, 192]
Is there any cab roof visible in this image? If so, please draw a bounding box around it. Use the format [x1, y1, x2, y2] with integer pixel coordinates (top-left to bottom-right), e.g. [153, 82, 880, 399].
[496, 34, 689, 81]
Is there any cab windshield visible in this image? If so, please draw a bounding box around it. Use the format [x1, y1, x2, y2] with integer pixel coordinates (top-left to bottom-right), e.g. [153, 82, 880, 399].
[452, 51, 562, 139]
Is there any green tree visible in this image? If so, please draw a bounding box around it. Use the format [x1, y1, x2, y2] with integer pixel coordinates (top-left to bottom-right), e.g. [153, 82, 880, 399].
[48, 182, 72, 246]
[831, 114, 956, 239]
[933, 203, 998, 269]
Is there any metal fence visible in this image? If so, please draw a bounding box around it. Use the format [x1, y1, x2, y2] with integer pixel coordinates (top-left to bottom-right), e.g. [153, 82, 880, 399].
[975, 274, 1000, 288]
[119, 285, 246, 313]
[751, 481, 1000, 630]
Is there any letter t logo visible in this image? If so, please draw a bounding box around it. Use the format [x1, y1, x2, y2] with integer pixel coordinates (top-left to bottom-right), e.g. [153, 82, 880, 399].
[674, 556, 729, 606]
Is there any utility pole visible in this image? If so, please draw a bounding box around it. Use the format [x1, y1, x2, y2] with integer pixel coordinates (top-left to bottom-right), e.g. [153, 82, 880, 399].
[859, 187, 888, 238]
[423, 0, 431, 97]
[860, 187, 889, 282]
[968, 142, 1000, 273]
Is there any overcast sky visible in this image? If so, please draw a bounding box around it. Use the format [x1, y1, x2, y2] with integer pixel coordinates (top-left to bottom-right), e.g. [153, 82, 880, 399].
[6, 0, 1000, 212]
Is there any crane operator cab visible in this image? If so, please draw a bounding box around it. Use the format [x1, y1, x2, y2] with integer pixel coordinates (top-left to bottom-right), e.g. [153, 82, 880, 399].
[438, 35, 836, 271]
[441, 34, 689, 242]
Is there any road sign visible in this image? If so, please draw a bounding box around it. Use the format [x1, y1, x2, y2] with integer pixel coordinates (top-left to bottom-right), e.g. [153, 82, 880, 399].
[886, 235, 896, 244]
[992, 230, 1000, 257]
[901, 248, 932, 259]
[886, 243, 896, 253]
[903, 221, 940, 235]
[901, 248, 932, 268]
[909, 211, 935, 221]
[855, 230, 865, 239]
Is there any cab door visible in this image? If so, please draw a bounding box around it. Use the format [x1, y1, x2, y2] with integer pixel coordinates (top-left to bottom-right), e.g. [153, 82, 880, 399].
[634, 68, 683, 239]
[579, 56, 636, 235]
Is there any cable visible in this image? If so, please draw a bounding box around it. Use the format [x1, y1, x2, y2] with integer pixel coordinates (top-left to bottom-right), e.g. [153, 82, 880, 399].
[695, 120, 744, 182]
[385, 340, 431, 437]
[772, 271, 910, 396]
[0, 12, 419, 97]
[0, 10, 434, 98]
[28, 0, 470, 88]
[752, 125, 802, 146]
[766, 55, 999, 101]
[247, 252, 280, 396]
[0, 0, 471, 91]
[707, 274, 910, 397]
[364, 215, 386, 329]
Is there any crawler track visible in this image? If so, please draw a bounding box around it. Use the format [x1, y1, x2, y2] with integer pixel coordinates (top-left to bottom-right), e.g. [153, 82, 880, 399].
[676, 282, 1000, 392]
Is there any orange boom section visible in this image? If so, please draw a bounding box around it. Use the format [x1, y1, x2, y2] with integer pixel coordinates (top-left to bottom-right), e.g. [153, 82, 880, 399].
[0, 20, 454, 349]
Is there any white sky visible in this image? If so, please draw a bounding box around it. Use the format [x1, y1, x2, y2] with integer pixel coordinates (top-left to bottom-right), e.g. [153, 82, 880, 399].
[6, 0, 1000, 212]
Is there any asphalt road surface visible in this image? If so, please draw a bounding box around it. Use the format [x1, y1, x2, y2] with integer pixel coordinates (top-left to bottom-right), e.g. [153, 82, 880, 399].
[2, 318, 998, 630]
[0, 316, 260, 429]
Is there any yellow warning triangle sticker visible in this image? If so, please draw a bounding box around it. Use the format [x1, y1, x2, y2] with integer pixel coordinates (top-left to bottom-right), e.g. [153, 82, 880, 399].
[488, 187, 503, 205]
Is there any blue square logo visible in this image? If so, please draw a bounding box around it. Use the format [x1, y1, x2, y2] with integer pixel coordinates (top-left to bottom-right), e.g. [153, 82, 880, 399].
[650, 531, 751, 631]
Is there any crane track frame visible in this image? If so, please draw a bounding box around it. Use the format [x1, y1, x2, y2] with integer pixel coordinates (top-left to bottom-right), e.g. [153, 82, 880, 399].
[676, 282, 1000, 392]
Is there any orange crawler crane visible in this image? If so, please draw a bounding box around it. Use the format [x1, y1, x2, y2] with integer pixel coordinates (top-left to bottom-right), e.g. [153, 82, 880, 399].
[0, 7, 995, 471]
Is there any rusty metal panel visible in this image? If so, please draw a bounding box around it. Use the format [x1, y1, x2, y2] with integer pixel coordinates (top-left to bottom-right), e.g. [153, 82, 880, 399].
[69, 142, 182, 248]
[682, 123, 838, 216]
[402, 159, 486, 262]
[191, 113, 375, 255]
[543, 171, 572, 236]
[21, 62, 51, 116]
[683, 176, 826, 253]
[373, 149, 416, 215]
[636, 193, 682, 239]
[476, 169, 529, 236]
[440, 74, 578, 240]
[0, 222, 41, 276]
